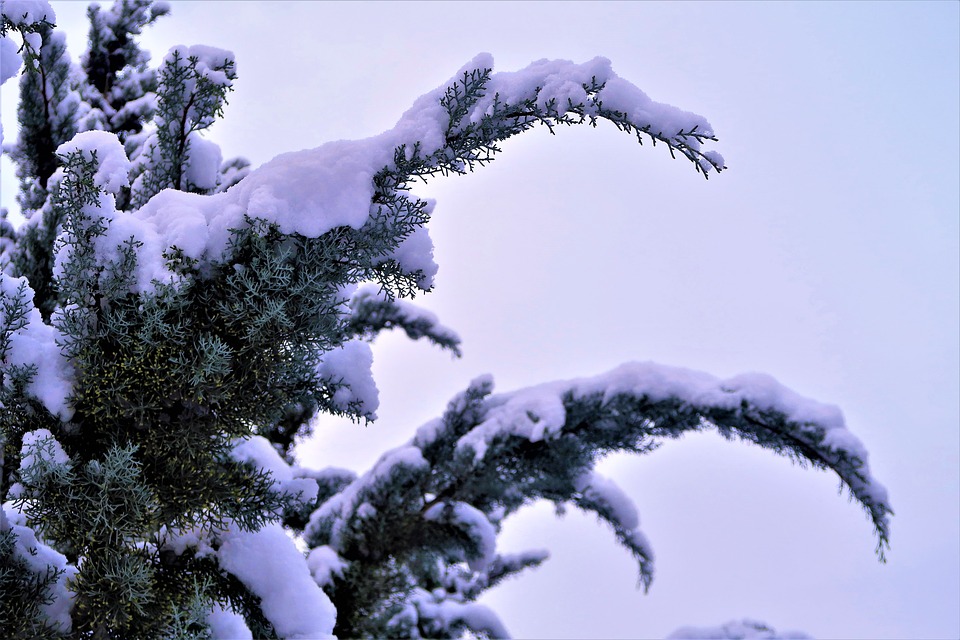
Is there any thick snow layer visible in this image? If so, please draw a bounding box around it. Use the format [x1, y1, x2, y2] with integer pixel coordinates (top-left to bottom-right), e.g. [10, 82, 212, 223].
[0, 0, 55, 25]
[0, 34, 18, 146]
[2, 505, 76, 632]
[56, 131, 132, 194]
[217, 522, 336, 639]
[183, 133, 222, 191]
[0, 275, 73, 419]
[207, 605, 253, 640]
[315, 340, 379, 419]
[667, 619, 812, 639]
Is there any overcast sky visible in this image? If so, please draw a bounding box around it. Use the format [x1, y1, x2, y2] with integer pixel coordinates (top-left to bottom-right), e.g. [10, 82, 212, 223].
[2, 2, 958, 638]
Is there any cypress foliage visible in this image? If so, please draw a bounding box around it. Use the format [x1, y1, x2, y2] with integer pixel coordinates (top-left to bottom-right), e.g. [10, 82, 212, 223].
[0, 2, 890, 638]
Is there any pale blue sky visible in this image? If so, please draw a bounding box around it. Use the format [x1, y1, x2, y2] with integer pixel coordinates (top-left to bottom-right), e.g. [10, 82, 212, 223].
[1, 2, 957, 638]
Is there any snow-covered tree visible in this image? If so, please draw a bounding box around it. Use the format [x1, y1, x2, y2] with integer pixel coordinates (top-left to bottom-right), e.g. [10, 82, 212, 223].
[0, 2, 891, 638]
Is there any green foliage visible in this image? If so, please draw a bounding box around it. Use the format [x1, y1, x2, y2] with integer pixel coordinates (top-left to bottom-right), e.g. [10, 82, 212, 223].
[129, 46, 236, 206]
[78, 0, 168, 140]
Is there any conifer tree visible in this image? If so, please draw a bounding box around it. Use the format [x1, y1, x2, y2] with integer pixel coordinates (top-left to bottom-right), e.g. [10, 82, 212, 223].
[0, 2, 892, 638]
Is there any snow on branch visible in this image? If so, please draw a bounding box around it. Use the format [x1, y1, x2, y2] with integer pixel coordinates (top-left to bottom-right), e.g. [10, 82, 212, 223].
[456, 362, 891, 557]
[303, 361, 891, 628]
[344, 284, 462, 356]
[70, 53, 723, 295]
[0, 274, 73, 419]
[217, 522, 336, 640]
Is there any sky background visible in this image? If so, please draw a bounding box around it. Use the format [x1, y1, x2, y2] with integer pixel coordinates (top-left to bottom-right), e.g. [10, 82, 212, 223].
[1, 2, 958, 638]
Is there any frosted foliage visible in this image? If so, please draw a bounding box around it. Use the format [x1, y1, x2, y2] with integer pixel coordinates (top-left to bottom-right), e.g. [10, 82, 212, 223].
[2, 506, 76, 632]
[217, 522, 337, 639]
[56, 131, 131, 194]
[0, 0, 55, 25]
[668, 619, 813, 639]
[206, 606, 253, 640]
[315, 340, 379, 419]
[0, 275, 73, 419]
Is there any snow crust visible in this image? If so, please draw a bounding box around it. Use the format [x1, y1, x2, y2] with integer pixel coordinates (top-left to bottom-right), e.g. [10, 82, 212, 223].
[157, 523, 216, 559]
[0, 0, 51, 59]
[0, 275, 74, 419]
[577, 472, 637, 530]
[450, 362, 889, 524]
[349, 283, 461, 345]
[385, 215, 437, 289]
[575, 471, 654, 566]
[0, 33, 21, 85]
[0, 33, 19, 145]
[217, 522, 336, 639]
